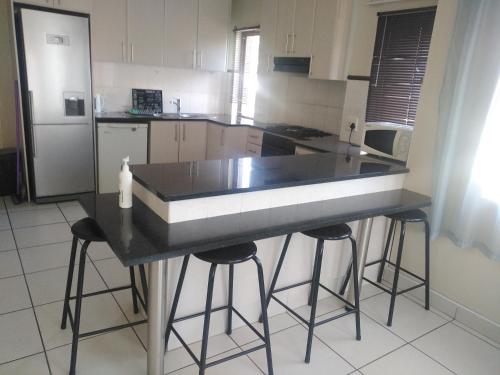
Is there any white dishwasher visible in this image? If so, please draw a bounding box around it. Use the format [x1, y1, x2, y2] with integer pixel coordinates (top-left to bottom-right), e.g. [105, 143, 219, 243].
[97, 123, 148, 193]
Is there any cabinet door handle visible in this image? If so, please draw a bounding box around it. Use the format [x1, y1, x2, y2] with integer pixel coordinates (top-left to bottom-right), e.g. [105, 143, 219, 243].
[285, 34, 290, 54]
[309, 54, 313, 76]
[291, 33, 296, 54]
[174, 124, 178, 142]
[122, 41, 125, 62]
[130, 43, 134, 62]
[199, 51, 204, 69]
[182, 124, 186, 141]
[220, 129, 224, 146]
[192, 49, 196, 69]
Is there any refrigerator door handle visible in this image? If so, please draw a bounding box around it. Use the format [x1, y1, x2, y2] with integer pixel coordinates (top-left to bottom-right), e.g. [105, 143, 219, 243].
[28, 90, 36, 157]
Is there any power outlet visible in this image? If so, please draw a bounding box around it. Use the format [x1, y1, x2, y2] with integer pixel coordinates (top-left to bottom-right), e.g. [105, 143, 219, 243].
[348, 117, 359, 132]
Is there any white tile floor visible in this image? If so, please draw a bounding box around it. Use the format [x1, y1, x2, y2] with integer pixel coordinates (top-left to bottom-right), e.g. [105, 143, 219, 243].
[1, 196, 500, 375]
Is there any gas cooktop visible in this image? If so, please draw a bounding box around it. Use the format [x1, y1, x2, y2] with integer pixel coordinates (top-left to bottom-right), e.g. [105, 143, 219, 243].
[264, 124, 332, 140]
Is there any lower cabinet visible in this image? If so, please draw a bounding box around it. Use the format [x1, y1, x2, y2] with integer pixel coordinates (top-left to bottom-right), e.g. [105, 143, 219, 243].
[179, 122, 207, 162]
[206, 124, 248, 160]
[149, 121, 207, 164]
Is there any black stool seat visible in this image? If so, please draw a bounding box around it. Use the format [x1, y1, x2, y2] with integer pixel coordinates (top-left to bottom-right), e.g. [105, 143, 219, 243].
[302, 223, 352, 240]
[71, 217, 106, 242]
[386, 209, 427, 223]
[194, 243, 257, 264]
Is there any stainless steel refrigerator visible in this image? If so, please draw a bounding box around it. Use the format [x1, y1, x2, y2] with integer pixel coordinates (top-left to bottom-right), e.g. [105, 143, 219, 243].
[16, 6, 95, 201]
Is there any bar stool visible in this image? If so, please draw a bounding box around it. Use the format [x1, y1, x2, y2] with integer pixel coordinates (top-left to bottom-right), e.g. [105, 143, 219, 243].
[165, 242, 274, 375]
[340, 209, 430, 326]
[60, 217, 149, 375]
[261, 224, 361, 363]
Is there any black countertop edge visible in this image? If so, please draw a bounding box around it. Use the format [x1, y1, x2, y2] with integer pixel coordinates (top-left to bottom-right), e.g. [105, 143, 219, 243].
[94, 112, 257, 128]
[79, 189, 431, 267]
[132, 164, 409, 202]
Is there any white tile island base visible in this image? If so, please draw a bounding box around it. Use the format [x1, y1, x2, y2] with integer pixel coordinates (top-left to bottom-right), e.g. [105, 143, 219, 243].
[133, 174, 405, 223]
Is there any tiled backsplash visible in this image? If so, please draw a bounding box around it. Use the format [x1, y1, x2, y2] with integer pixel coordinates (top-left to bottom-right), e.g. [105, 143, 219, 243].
[92, 62, 231, 114]
[254, 73, 347, 135]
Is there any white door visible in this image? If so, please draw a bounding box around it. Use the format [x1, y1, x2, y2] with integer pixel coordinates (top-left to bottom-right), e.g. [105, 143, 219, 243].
[179, 122, 207, 162]
[127, 0, 164, 65]
[223, 127, 248, 159]
[165, 0, 198, 69]
[258, 0, 278, 73]
[197, 0, 230, 72]
[90, 0, 127, 63]
[98, 123, 148, 193]
[56, 0, 91, 12]
[149, 122, 179, 163]
[274, 0, 294, 56]
[291, 0, 315, 57]
[206, 123, 225, 160]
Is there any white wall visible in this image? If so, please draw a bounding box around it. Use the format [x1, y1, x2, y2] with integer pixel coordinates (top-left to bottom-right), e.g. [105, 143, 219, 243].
[92, 62, 230, 114]
[403, 0, 500, 328]
[255, 74, 346, 134]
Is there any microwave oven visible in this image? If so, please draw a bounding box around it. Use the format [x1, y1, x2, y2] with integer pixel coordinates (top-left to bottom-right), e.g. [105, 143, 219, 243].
[361, 123, 413, 162]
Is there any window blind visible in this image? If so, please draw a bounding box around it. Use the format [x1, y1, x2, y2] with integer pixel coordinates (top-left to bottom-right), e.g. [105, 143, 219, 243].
[366, 7, 436, 126]
[231, 28, 260, 119]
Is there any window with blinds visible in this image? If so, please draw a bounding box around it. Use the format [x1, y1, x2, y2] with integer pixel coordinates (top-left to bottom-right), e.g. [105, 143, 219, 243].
[231, 28, 260, 119]
[366, 7, 436, 126]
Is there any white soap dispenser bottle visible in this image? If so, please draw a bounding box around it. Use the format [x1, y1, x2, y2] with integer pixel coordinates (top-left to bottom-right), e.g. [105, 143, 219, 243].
[119, 156, 132, 208]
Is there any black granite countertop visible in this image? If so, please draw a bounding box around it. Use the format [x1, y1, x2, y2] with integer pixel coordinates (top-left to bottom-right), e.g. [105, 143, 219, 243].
[94, 112, 361, 154]
[132, 152, 408, 202]
[80, 190, 431, 266]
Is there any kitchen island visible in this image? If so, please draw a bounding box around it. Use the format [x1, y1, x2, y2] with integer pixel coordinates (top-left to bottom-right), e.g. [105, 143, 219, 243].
[78, 150, 430, 375]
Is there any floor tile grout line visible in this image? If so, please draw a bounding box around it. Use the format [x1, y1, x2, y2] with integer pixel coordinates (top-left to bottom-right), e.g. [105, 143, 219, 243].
[58, 207, 149, 353]
[226, 334, 266, 375]
[3, 199, 53, 375]
[449, 320, 500, 350]
[0, 350, 46, 368]
[408, 340, 458, 374]
[9, 219, 69, 231]
[0, 305, 34, 318]
[408, 319, 452, 344]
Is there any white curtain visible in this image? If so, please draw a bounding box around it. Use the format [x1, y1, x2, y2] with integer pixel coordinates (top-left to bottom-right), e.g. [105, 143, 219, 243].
[431, 0, 500, 260]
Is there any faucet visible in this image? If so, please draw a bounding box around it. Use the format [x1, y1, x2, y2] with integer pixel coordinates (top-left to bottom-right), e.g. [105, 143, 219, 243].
[170, 97, 182, 115]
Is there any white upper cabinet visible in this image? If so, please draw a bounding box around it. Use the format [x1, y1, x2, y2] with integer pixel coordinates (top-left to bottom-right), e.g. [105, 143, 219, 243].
[274, 0, 295, 56]
[197, 0, 231, 72]
[165, 0, 198, 69]
[309, 0, 353, 80]
[127, 0, 164, 66]
[56, 0, 91, 12]
[16, 0, 91, 13]
[274, 0, 314, 57]
[291, 0, 315, 57]
[91, 0, 127, 63]
[258, 0, 277, 73]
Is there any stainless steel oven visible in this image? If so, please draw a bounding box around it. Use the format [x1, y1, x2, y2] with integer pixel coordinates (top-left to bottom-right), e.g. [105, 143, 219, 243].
[261, 133, 296, 157]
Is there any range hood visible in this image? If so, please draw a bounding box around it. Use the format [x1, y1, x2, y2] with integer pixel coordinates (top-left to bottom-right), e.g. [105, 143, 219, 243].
[273, 57, 311, 74]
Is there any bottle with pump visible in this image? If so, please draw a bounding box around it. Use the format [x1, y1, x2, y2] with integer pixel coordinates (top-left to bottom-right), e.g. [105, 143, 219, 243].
[119, 156, 132, 208]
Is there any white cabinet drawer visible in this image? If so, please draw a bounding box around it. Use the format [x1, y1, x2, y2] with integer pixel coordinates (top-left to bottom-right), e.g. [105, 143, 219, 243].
[247, 128, 263, 145]
[246, 142, 262, 157]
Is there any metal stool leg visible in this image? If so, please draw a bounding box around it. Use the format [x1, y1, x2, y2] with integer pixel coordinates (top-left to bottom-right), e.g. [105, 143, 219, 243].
[308, 245, 321, 305]
[254, 256, 274, 375]
[338, 258, 352, 296]
[424, 220, 430, 310]
[227, 264, 234, 335]
[305, 239, 324, 363]
[165, 255, 190, 350]
[199, 263, 218, 375]
[349, 236, 361, 340]
[61, 236, 78, 330]
[139, 264, 148, 312]
[129, 266, 139, 314]
[259, 233, 292, 323]
[378, 219, 396, 283]
[387, 222, 406, 326]
[69, 240, 90, 375]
